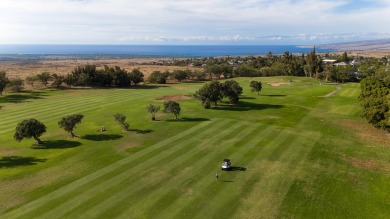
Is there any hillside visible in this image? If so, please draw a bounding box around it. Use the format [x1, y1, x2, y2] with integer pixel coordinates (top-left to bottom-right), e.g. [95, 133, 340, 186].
[319, 38, 390, 52]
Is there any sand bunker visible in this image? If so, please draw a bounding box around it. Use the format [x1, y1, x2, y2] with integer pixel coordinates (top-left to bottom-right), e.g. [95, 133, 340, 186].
[267, 82, 290, 87]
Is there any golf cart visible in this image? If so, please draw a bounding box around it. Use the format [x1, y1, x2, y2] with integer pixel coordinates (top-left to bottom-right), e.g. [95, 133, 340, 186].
[221, 159, 231, 170]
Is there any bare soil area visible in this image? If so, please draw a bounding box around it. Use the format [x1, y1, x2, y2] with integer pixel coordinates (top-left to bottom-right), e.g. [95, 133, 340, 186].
[267, 82, 290, 87]
[156, 94, 192, 101]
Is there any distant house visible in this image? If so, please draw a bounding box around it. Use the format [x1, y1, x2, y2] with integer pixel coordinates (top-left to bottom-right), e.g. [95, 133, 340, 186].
[333, 62, 349, 66]
[322, 59, 337, 64]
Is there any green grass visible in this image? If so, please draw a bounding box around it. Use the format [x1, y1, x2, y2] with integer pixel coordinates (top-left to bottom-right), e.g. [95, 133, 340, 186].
[1, 77, 390, 218]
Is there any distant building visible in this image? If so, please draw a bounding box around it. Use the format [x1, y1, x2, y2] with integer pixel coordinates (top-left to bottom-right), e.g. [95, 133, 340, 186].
[333, 62, 349, 66]
[322, 59, 337, 64]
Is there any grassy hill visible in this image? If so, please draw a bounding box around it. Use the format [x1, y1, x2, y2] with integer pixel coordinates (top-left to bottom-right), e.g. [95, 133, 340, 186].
[1, 77, 389, 218]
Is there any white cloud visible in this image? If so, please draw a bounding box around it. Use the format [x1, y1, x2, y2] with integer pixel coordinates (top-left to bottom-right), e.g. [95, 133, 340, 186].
[0, 0, 390, 44]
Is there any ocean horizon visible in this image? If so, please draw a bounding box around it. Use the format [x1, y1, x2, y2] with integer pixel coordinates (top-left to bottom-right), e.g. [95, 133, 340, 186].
[0, 44, 331, 57]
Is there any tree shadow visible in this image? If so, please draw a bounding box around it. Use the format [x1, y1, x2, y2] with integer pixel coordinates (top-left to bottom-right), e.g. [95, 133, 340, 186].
[82, 134, 123, 141]
[0, 92, 45, 104]
[220, 180, 235, 183]
[228, 166, 247, 171]
[130, 129, 154, 134]
[123, 85, 165, 90]
[240, 96, 256, 100]
[166, 117, 210, 122]
[0, 156, 47, 168]
[262, 94, 287, 97]
[213, 101, 284, 111]
[32, 140, 82, 149]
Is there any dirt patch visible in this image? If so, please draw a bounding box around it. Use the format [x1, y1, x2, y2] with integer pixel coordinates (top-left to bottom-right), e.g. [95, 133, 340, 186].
[115, 141, 138, 153]
[337, 119, 390, 146]
[345, 157, 390, 172]
[321, 85, 341, 97]
[156, 94, 191, 101]
[267, 82, 290, 87]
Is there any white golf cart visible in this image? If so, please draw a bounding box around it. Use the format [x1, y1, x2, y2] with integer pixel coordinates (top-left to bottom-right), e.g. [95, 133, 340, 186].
[221, 158, 231, 170]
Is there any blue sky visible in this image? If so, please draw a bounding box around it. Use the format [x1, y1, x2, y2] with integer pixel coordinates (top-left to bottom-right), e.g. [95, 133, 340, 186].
[0, 0, 389, 45]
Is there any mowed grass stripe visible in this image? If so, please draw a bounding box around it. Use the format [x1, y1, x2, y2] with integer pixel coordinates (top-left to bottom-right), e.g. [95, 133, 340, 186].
[0, 94, 153, 134]
[232, 131, 321, 218]
[0, 89, 153, 118]
[0, 92, 151, 126]
[170, 126, 291, 218]
[197, 130, 300, 218]
[0, 119, 219, 218]
[0, 92, 148, 125]
[339, 87, 360, 97]
[134, 124, 275, 218]
[72, 121, 256, 218]
[112, 122, 265, 218]
[166, 126, 278, 218]
[0, 89, 142, 117]
[32, 119, 237, 218]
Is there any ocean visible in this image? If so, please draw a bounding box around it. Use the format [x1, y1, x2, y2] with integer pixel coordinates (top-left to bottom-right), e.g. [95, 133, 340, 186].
[0, 45, 331, 57]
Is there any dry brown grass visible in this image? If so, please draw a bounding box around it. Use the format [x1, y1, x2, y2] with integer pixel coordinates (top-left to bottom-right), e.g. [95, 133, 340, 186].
[156, 95, 192, 101]
[0, 58, 201, 79]
[348, 157, 390, 172]
[337, 119, 390, 147]
[336, 119, 390, 173]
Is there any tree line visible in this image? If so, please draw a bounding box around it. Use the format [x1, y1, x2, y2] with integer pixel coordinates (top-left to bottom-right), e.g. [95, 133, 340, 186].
[359, 76, 390, 132]
[149, 49, 390, 83]
[0, 65, 145, 94]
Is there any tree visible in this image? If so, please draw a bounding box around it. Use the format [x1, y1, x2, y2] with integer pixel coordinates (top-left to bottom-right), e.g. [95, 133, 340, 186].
[304, 47, 322, 78]
[172, 70, 189, 82]
[339, 51, 350, 62]
[359, 77, 390, 132]
[113, 113, 130, 131]
[71, 65, 97, 86]
[25, 75, 38, 89]
[222, 80, 243, 104]
[63, 74, 76, 88]
[194, 80, 224, 107]
[36, 72, 52, 87]
[58, 114, 84, 138]
[148, 71, 168, 84]
[7, 78, 24, 92]
[129, 68, 144, 85]
[250, 81, 262, 95]
[164, 101, 181, 120]
[147, 104, 160, 121]
[335, 65, 354, 83]
[0, 70, 8, 96]
[51, 74, 64, 88]
[234, 64, 259, 77]
[14, 119, 46, 145]
[205, 64, 233, 79]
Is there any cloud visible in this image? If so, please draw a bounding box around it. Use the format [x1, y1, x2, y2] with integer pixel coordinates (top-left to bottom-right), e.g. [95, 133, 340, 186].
[0, 0, 390, 44]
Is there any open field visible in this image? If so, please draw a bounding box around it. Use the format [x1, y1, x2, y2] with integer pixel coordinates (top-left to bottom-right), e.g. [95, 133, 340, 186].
[0, 58, 200, 79]
[1, 77, 390, 218]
